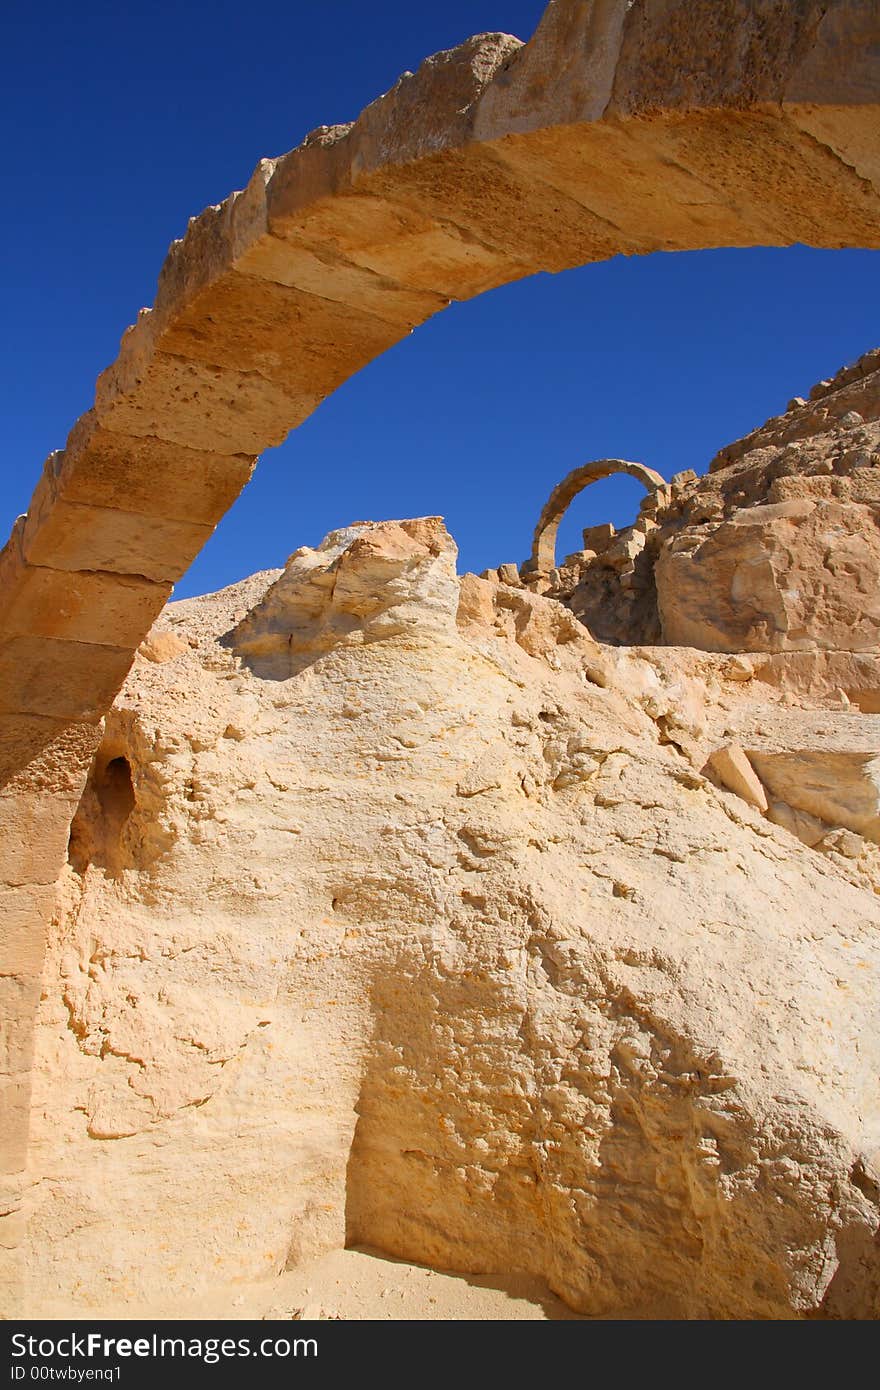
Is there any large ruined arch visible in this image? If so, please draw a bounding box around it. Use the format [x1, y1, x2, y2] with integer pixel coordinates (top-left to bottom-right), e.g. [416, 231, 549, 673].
[2, 1, 880, 778]
[1, 0, 880, 1312]
[527, 458, 667, 574]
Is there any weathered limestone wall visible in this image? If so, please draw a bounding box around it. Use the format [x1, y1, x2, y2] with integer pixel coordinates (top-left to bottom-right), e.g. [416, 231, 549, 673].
[655, 349, 880, 655]
[0, 723, 100, 1313]
[20, 520, 880, 1319]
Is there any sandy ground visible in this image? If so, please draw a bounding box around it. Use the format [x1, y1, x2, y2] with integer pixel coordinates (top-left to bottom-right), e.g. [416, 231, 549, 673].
[36, 1247, 585, 1321]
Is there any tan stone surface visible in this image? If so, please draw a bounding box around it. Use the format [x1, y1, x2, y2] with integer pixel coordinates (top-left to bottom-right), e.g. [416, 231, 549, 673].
[235, 233, 446, 326]
[610, 2, 841, 115]
[766, 798, 830, 849]
[755, 650, 880, 711]
[706, 743, 768, 812]
[0, 636, 134, 723]
[748, 748, 880, 846]
[58, 415, 256, 524]
[137, 630, 188, 664]
[94, 348, 315, 456]
[150, 270, 411, 399]
[0, 722, 100, 1312]
[0, 536, 171, 647]
[0, 0, 877, 801]
[23, 457, 217, 584]
[656, 498, 880, 653]
[530, 349, 880, 654]
[34, 1245, 585, 1322]
[0, 716, 77, 789]
[4, 517, 874, 1321]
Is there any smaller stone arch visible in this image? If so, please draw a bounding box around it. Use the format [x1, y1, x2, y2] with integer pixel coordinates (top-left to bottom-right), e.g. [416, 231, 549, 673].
[525, 459, 667, 576]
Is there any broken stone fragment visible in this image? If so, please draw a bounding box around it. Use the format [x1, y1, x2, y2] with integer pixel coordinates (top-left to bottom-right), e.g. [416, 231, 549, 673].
[706, 743, 768, 812]
[748, 748, 880, 845]
[138, 631, 188, 664]
[767, 799, 829, 848]
[820, 826, 864, 859]
[496, 563, 523, 588]
[722, 655, 756, 682]
[581, 523, 615, 554]
[671, 469, 698, 490]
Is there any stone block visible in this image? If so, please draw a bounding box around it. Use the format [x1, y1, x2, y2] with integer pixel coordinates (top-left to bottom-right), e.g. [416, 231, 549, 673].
[0, 782, 85, 887]
[0, 635, 133, 723]
[474, 0, 629, 135]
[22, 470, 213, 584]
[582, 523, 615, 554]
[0, 537, 170, 646]
[749, 749, 880, 846]
[358, 145, 644, 275]
[485, 121, 762, 257]
[0, 883, 54, 976]
[0, 1074, 31, 1173]
[496, 564, 523, 588]
[154, 269, 408, 399]
[95, 347, 312, 455]
[608, 1, 826, 117]
[57, 414, 256, 526]
[235, 234, 447, 327]
[0, 719, 99, 798]
[0, 977, 41, 1076]
[267, 179, 518, 301]
[619, 110, 880, 250]
[707, 743, 768, 813]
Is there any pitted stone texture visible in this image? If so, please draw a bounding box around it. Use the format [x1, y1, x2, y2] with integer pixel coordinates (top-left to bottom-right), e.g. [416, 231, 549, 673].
[12, 523, 880, 1321]
[49, 416, 256, 526]
[656, 498, 880, 653]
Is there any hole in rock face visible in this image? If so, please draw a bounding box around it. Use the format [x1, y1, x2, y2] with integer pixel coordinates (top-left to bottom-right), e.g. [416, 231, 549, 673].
[100, 757, 136, 831]
[68, 751, 136, 875]
[554, 473, 652, 567]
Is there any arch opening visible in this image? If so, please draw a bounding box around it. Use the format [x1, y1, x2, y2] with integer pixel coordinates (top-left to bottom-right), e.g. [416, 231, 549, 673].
[68, 748, 136, 875]
[555, 472, 656, 565]
[525, 458, 666, 577]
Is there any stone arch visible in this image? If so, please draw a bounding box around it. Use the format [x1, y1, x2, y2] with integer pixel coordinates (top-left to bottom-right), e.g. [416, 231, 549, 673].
[527, 458, 666, 575]
[1, 0, 880, 1308]
[2, 1, 880, 777]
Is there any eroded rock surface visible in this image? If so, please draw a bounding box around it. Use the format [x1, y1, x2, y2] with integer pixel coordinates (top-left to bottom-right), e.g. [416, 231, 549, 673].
[18, 514, 880, 1320]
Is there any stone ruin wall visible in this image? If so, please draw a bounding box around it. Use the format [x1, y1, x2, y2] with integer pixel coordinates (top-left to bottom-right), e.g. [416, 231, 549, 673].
[507, 348, 880, 713]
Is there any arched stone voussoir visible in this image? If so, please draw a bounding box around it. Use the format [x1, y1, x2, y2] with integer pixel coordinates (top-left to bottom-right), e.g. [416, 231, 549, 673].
[527, 458, 667, 575]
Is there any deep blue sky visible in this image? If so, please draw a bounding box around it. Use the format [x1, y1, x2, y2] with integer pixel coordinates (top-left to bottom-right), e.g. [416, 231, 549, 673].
[3, 1, 878, 597]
